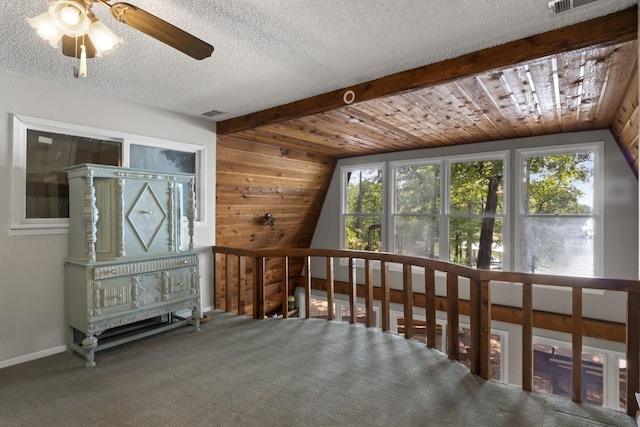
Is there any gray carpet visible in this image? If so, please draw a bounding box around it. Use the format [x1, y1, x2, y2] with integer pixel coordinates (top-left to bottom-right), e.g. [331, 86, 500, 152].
[0, 311, 635, 426]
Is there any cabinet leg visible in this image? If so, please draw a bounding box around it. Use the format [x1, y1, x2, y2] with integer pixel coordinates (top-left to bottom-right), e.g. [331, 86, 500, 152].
[191, 307, 202, 332]
[82, 335, 98, 368]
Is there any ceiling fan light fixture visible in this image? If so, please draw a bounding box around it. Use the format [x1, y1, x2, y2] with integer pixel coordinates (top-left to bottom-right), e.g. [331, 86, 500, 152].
[87, 20, 122, 55]
[47, 0, 91, 37]
[27, 12, 65, 47]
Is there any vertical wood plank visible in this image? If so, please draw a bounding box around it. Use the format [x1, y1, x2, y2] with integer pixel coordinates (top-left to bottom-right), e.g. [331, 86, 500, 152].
[237, 256, 246, 315]
[282, 256, 289, 318]
[447, 273, 460, 361]
[304, 256, 311, 319]
[403, 264, 413, 339]
[479, 280, 491, 380]
[348, 258, 357, 324]
[425, 267, 436, 349]
[326, 257, 335, 321]
[254, 257, 265, 319]
[522, 283, 533, 392]
[572, 287, 583, 403]
[381, 261, 390, 331]
[225, 254, 234, 313]
[469, 277, 481, 376]
[627, 290, 640, 416]
[365, 259, 374, 327]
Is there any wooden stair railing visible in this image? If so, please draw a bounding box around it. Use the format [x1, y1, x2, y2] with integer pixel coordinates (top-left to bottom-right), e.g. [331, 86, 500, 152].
[212, 246, 640, 417]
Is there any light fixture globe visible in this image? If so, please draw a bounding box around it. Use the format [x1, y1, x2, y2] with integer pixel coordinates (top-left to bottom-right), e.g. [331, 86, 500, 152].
[48, 0, 91, 37]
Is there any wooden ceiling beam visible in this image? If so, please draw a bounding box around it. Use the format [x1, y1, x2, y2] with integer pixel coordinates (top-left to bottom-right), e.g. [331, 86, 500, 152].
[218, 7, 637, 135]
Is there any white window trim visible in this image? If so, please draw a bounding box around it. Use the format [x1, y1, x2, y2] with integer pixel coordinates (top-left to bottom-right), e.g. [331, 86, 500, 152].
[514, 142, 603, 277]
[10, 114, 207, 236]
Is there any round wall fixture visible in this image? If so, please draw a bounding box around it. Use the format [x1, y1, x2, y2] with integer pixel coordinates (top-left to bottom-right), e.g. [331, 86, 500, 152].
[343, 90, 356, 105]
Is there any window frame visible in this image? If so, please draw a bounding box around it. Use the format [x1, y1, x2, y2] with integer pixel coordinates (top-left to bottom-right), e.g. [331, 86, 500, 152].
[10, 114, 207, 236]
[514, 142, 603, 276]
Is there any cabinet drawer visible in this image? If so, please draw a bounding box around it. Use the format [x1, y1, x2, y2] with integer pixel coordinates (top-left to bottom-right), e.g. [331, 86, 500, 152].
[93, 255, 197, 280]
[91, 264, 197, 318]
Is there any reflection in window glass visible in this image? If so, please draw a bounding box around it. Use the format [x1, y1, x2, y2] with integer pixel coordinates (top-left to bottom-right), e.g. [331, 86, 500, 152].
[26, 129, 120, 219]
[394, 163, 440, 257]
[523, 151, 595, 275]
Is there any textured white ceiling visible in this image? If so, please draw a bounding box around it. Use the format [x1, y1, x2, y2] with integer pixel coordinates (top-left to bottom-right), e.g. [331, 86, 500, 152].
[0, 0, 636, 122]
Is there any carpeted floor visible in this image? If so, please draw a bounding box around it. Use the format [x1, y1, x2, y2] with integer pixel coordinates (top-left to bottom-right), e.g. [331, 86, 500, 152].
[0, 311, 635, 426]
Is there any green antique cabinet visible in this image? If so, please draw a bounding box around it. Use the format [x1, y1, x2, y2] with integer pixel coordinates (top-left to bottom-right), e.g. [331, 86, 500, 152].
[65, 164, 200, 367]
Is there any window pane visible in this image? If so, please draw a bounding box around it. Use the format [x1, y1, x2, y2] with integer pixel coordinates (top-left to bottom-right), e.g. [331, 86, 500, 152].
[346, 215, 382, 251]
[523, 217, 593, 275]
[524, 152, 594, 215]
[395, 216, 439, 258]
[449, 217, 503, 269]
[346, 168, 382, 214]
[26, 130, 121, 219]
[450, 160, 503, 215]
[395, 164, 440, 214]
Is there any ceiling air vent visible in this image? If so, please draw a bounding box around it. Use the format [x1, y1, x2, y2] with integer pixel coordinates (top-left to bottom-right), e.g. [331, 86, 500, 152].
[548, 0, 600, 14]
[201, 109, 225, 120]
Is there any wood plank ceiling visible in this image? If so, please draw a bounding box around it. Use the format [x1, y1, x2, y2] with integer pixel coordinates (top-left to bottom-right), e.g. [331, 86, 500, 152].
[219, 8, 638, 170]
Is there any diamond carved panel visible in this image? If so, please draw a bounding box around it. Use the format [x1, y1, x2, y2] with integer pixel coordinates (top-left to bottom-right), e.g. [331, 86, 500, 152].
[127, 184, 167, 251]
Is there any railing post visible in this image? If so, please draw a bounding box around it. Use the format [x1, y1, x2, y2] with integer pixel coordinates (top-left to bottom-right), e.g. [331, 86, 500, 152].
[348, 258, 357, 324]
[212, 248, 218, 310]
[365, 259, 374, 327]
[425, 267, 436, 349]
[253, 256, 265, 319]
[469, 277, 481, 376]
[326, 257, 334, 321]
[522, 283, 533, 392]
[304, 256, 311, 319]
[447, 273, 459, 361]
[381, 261, 390, 331]
[225, 254, 234, 313]
[572, 288, 583, 403]
[282, 256, 289, 318]
[627, 290, 640, 416]
[237, 256, 246, 315]
[403, 264, 413, 339]
[479, 279, 491, 380]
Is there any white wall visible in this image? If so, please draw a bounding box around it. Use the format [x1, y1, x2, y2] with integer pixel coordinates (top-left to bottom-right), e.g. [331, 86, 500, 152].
[0, 71, 216, 367]
[310, 130, 638, 359]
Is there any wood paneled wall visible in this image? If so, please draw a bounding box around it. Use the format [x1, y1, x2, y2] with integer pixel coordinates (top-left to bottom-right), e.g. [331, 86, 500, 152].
[611, 67, 639, 177]
[215, 134, 335, 313]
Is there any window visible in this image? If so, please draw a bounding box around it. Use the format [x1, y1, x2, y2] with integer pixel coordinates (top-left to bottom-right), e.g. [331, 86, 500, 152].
[392, 161, 440, 257]
[11, 115, 206, 235]
[447, 156, 506, 269]
[517, 144, 602, 276]
[343, 164, 384, 251]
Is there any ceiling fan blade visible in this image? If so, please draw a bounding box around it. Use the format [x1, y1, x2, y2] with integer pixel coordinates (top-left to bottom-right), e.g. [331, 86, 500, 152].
[109, 3, 214, 60]
[62, 35, 97, 59]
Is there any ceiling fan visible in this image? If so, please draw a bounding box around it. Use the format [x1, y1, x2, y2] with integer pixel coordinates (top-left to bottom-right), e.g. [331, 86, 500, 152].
[28, 0, 214, 77]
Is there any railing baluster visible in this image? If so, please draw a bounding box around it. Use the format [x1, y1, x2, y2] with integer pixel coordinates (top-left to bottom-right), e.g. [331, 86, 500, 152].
[326, 257, 334, 321]
[282, 256, 289, 318]
[365, 259, 374, 327]
[627, 290, 640, 416]
[425, 267, 436, 349]
[447, 273, 459, 361]
[381, 261, 390, 331]
[212, 249, 218, 310]
[572, 288, 583, 403]
[479, 279, 491, 380]
[469, 277, 481, 375]
[304, 255, 311, 319]
[238, 256, 246, 315]
[403, 264, 413, 339]
[522, 283, 533, 392]
[225, 254, 234, 313]
[254, 256, 265, 319]
[349, 258, 356, 324]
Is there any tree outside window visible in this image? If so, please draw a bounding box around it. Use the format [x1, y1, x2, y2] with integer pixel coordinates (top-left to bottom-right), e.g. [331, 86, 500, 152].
[344, 167, 383, 251]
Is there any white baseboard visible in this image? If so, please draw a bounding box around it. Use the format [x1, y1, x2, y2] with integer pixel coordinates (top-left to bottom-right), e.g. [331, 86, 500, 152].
[0, 345, 67, 370]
